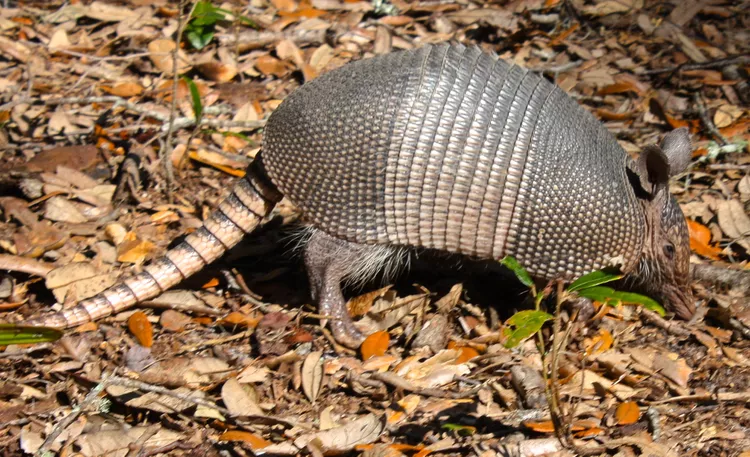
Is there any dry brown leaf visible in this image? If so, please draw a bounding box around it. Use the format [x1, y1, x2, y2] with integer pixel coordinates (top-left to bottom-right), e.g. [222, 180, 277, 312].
[44, 197, 88, 224]
[282, 414, 384, 454]
[0, 35, 31, 62]
[45, 262, 116, 303]
[117, 237, 155, 264]
[74, 427, 183, 456]
[361, 330, 389, 360]
[448, 8, 518, 31]
[100, 82, 144, 97]
[128, 311, 153, 348]
[615, 401, 641, 425]
[84, 1, 139, 21]
[583, 0, 643, 16]
[713, 104, 744, 129]
[309, 44, 334, 71]
[255, 55, 290, 77]
[434, 283, 462, 312]
[236, 365, 270, 384]
[159, 310, 192, 332]
[148, 39, 191, 74]
[652, 353, 692, 388]
[715, 199, 750, 250]
[221, 378, 263, 416]
[301, 351, 324, 403]
[23, 145, 100, 173]
[48, 29, 71, 51]
[270, 0, 297, 11]
[196, 62, 238, 82]
[218, 311, 260, 328]
[348, 285, 393, 317]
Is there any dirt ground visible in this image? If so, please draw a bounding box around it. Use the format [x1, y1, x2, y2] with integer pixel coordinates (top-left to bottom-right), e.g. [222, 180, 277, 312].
[0, 0, 749, 456]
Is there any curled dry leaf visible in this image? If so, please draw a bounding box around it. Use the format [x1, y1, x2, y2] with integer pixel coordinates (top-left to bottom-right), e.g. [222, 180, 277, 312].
[128, 311, 153, 348]
[302, 350, 324, 403]
[221, 377, 263, 416]
[434, 283, 462, 312]
[348, 285, 393, 317]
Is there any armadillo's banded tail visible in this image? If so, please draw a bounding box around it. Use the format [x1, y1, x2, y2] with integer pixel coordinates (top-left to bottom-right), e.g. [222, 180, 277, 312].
[24, 158, 282, 329]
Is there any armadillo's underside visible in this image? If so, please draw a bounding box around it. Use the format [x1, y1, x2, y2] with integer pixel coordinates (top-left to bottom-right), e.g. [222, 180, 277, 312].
[262, 43, 645, 280]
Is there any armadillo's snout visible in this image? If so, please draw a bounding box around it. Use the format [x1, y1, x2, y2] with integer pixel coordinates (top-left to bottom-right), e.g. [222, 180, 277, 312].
[663, 284, 695, 320]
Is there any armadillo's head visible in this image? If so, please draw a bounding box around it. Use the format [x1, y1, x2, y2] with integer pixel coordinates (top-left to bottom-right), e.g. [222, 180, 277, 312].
[628, 128, 695, 320]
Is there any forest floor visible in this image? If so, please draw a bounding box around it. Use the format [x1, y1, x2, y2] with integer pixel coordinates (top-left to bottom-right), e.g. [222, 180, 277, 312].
[0, 0, 748, 456]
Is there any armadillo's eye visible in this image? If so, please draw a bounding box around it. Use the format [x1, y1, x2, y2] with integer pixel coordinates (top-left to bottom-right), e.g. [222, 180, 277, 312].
[664, 242, 675, 260]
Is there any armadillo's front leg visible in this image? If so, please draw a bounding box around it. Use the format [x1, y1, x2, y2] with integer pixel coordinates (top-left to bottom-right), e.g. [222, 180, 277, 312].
[304, 230, 365, 349]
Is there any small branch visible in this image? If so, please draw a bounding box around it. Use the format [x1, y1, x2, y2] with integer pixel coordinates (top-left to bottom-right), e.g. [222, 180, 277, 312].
[35, 373, 112, 457]
[650, 391, 750, 404]
[639, 309, 691, 338]
[691, 263, 750, 294]
[0, 254, 55, 277]
[644, 55, 750, 75]
[693, 92, 728, 146]
[162, 0, 193, 201]
[361, 372, 482, 399]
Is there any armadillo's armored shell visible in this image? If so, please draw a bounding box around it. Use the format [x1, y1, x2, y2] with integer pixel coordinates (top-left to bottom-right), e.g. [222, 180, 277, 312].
[262, 44, 645, 280]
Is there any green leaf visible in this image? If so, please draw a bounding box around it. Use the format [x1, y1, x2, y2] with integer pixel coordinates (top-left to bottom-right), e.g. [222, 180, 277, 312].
[441, 423, 476, 436]
[500, 256, 534, 289]
[0, 325, 63, 345]
[577, 287, 665, 316]
[182, 76, 203, 120]
[503, 310, 553, 348]
[185, 27, 214, 50]
[191, 1, 226, 26]
[568, 269, 623, 292]
[214, 7, 259, 28]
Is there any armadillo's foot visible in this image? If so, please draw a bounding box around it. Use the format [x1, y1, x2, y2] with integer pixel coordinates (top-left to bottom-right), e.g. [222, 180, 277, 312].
[304, 229, 367, 349]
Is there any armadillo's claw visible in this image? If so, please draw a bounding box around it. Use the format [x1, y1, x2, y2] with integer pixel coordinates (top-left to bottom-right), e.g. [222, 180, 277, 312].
[304, 229, 368, 349]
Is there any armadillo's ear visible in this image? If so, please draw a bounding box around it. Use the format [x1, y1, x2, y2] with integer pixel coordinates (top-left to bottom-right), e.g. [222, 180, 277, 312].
[637, 145, 670, 196]
[660, 127, 692, 177]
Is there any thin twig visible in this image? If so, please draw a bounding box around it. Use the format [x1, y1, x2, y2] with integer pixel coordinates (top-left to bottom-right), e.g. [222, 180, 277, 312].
[162, 0, 194, 202]
[693, 92, 728, 146]
[35, 372, 113, 457]
[644, 55, 750, 75]
[0, 254, 55, 277]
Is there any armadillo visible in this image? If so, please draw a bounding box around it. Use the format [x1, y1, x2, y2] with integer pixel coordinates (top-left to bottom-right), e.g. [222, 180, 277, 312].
[24, 44, 695, 348]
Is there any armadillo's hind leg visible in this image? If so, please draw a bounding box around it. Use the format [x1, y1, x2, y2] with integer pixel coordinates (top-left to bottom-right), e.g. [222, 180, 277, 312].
[303, 229, 407, 349]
